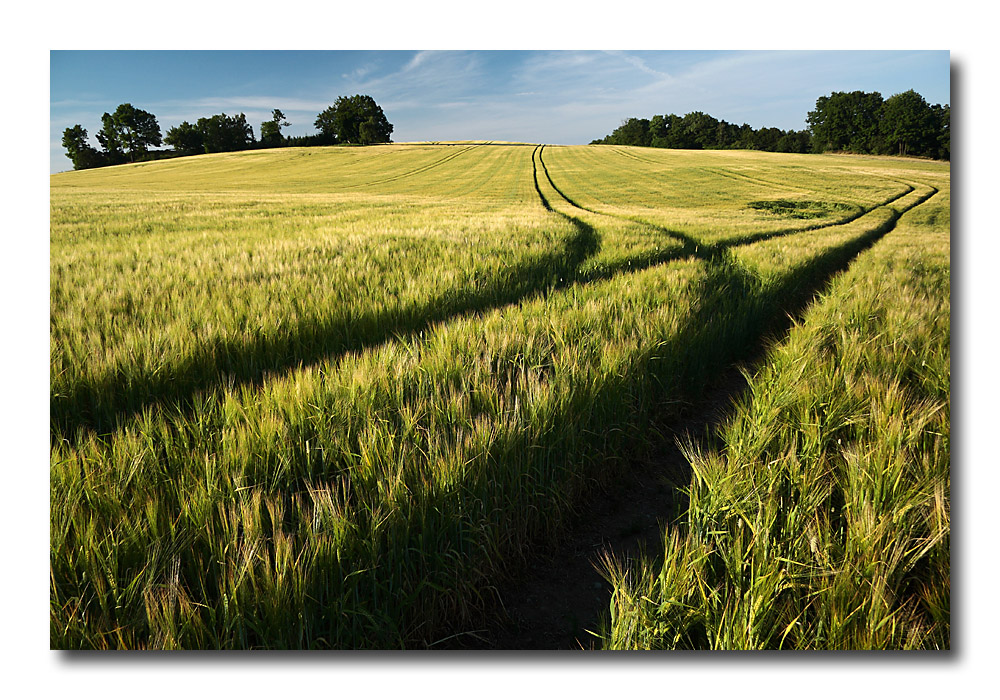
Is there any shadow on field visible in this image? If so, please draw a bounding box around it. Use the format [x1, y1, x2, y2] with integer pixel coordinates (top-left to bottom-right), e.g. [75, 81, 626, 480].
[312, 186, 930, 649]
[51, 216, 599, 443]
[49, 145, 942, 649]
[49, 147, 934, 454]
[437, 180, 940, 651]
[49, 148, 686, 444]
[151, 217, 907, 650]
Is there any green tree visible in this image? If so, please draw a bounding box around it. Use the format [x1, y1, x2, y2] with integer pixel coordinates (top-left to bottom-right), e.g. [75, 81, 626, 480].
[61, 125, 104, 170]
[96, 103, 162, 162]
[260, 109, 290, 147]
[314, 95, 393, 145]
[679, 111, 720, 149]
[96, 112, 126, 164]
[931, 103, 950, 160]
[775, 129, 811, 154]
[881, 90, 938, 157]
[603, 117, 651, 147]
[196, 113, 255, 153]
[164, 121, 205, 155]
[752, 126, 784, 152]
[807, 91, 884, 153]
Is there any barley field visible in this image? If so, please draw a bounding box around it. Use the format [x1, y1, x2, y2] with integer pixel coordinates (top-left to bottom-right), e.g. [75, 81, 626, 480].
[49, 143, 950, 649]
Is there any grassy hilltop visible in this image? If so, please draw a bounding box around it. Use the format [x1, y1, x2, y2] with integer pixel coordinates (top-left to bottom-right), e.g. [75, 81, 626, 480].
[50, 143, 950, 649]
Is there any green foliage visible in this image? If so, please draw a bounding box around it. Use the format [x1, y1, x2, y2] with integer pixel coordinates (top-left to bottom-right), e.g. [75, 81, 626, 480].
[162, 113, 255, 154]
[882, 90, 939, 157]
[195, 113, 255, 153]
[164, 121, 204, 155]
[595, 111, 811, 153]
[314, 95, 393, 145]
[96, 103, 162, 163]
[805, 89, 949, 159]
[807, 90, 884, 154]
[260, 109, 290, 148]
[96, 112, 126, 164]
[65, 94, 391, 171]
[61, 125, 105, 170]
[593, 88, 948, 160]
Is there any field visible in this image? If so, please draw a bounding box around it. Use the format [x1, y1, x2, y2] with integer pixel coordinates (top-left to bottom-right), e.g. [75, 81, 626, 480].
[49, 143, 950, 649]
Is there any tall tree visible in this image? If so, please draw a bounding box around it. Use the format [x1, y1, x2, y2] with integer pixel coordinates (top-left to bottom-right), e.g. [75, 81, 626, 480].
[196, 113, 255, 153]
[260, 109, 290, 147]
[96, 103, 162, 162]
[61, 125, 104, 170]
[603, 117, 652, 147]
[931, 103, 950, 160]
[679, 111, 720, 149]
[164, 121, 205, 155]
[807, 91, 883, 153]
[96, 112, 126, 164]
[314, 95, 393, 145]
[881, 90, 938, 157]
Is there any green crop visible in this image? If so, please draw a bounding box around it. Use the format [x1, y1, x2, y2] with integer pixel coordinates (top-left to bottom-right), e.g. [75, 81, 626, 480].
[50, 143, 949, 649]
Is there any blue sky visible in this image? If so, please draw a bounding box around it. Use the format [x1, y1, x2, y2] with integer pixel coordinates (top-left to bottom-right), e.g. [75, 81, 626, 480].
[50, 50, 950, 173]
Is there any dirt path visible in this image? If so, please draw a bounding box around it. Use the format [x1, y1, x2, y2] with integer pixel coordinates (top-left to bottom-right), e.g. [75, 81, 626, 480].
[437, 365, 750, 650]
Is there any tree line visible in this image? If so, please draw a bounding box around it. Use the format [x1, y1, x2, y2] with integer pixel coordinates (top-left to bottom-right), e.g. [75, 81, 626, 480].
[592, 89, 949, 160]
[592, 112, 812, 153]
[61, 95, 394, 170]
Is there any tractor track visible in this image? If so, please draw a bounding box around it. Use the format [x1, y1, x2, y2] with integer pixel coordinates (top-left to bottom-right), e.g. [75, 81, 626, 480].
[438, 148, 940, 650]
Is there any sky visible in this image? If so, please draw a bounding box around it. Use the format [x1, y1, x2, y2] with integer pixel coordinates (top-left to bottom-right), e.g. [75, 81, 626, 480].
[50, 49, 950, 173]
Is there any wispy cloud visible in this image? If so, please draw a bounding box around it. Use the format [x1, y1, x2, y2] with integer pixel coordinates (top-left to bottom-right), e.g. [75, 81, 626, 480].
[605, 51, 675, 82]
[159, 95, 332, 113]
[341, 63, 379, 82]
[340, 50, 486, 105]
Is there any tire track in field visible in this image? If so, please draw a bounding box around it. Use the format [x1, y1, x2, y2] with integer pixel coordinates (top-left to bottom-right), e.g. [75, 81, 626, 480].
[51, 148, 943, 651]
[542, 145, 923, 251]
[49, 146, 932, 453]
[53, 151, 929, 444]
[612, 146, 657, 164]
[339, 144, 482, 189]
[445, 176, 941, 650]
[602, 149, 919, 245]
[532, 146, 708, 280]
[53, 147, 592, 444]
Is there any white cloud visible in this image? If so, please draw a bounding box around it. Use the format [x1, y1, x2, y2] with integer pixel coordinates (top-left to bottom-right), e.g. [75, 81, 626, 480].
[605, 51, 675, 82]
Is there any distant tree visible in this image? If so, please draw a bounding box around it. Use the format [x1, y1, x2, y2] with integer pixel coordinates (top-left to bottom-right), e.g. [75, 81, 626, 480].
[592, 88, 947, 160]
[776, 129, 811, 154]
[648, 114, 667, 143]
[358, 117, 379, 146]
[164, 121, 205, 155]
[96, 112, 127, 164]
[61, 125, 105, 170]
[315, 95, 393, 145]
[931, 103, 950, 160]
[881, 90, 938, 157]
[96, 103, 162, 162]
[733, 123, 756, 150]
[602, 117, 651, 147]
[196, 113, 255, 153]
[679, 112, 720, 149]
[807, 91, 884, 153]
[751, 126, 784, 152]
[260, 108, 290, 147]
[714, 120, 740, 149]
